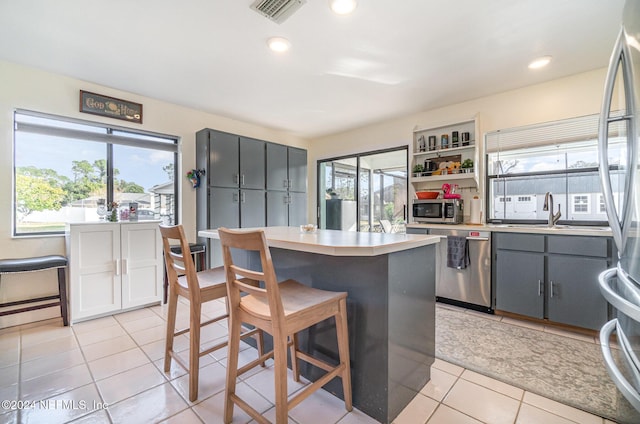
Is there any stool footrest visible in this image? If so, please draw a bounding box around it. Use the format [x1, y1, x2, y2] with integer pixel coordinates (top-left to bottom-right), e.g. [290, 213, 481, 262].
[0, 294, 60, 309]
[0, 301, 61, 317]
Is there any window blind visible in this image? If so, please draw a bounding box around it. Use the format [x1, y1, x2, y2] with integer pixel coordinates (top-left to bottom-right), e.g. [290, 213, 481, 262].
[485, 112, 625, 153]
[14, 109, 178, 152]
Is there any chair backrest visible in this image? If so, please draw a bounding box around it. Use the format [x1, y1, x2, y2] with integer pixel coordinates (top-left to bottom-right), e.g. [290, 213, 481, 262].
[217, 228, 285, 324]
[159, 224, 201, 303]
[380, 219, 392, 233]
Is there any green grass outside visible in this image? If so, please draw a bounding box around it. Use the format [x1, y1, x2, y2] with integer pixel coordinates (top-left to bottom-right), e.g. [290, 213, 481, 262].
[16, 222, 66, 234]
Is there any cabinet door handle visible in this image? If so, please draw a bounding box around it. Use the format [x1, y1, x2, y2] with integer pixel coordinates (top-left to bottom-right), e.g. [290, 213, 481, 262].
[234, 174, 240, 185]
[121, 259, 127, 275]
[233, 192, 239, 203]
[283, 195, 288, 204]
[550, 280, 554, 298]
[538, 280, 542, 296]
[241, 174, 245, 186]
[288, 179, 292, 189]
[241, 192, 246, 203]
[115, 259, 121, 276]
[283, 179, 288, 188]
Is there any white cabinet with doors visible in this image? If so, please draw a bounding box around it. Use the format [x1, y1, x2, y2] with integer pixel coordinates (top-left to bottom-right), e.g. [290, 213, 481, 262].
[65, 221, 163, 323]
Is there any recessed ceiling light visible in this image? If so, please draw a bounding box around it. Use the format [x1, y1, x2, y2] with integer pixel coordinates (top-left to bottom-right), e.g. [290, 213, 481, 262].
[267, 37, 291, 53]
[528, 56, 552, 69]
[329, 0, 357, 15]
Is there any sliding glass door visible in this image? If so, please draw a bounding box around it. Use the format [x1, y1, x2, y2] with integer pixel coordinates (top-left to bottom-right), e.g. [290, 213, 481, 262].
[318, 147, 408, 233]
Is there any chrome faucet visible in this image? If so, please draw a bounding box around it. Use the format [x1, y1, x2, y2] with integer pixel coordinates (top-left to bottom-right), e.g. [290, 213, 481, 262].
[543, 192, 561, 227]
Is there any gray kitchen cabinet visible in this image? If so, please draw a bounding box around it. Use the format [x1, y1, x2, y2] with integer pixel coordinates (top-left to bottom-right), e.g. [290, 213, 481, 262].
[198, 129, 265, 189]
[493, 232, 613, 330]
[495, 250, 545, 319]
[547, 255, 608, 330]
[266, 143, 307, 193]
[240, 136, 266, 190]
[209, 187, 240, 229]
[288, 147, 307, 193]
[266, 191, 307, 226]
[207, 130, 239, 188]
[197, 128, 307, 266]
[266, 142, 308, 225]
[266, 143, 288, 191]
[266, 191, 288, 226]
[240, 189, 266, 228]
[288, 191, 307, 226]
[208, 186, 266, 265]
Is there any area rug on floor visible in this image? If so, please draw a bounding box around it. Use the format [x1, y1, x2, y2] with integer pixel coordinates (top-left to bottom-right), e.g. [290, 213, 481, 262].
[435, 307, 640, 424]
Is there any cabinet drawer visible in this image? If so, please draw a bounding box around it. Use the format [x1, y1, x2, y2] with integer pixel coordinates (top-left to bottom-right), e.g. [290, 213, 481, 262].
[494, 233, 544, 252]
[547, 235, 609, 257]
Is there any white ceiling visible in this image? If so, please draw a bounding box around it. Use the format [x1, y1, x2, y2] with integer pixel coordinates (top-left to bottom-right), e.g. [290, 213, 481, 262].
[0, 0, 625, 139]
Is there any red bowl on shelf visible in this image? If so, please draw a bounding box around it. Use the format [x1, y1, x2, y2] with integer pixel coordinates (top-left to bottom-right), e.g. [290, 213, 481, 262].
[416, 191, 440, 199]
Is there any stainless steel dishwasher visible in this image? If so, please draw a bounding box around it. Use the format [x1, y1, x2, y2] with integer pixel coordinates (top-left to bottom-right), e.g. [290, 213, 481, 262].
[429, 227, 492, 313]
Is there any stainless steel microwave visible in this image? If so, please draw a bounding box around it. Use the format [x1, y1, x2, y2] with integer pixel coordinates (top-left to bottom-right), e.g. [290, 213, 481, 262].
[412, 199, 463, 224]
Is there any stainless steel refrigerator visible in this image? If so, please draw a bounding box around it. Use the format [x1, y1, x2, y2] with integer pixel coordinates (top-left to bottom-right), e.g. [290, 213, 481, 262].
[598, 0, 640, 413]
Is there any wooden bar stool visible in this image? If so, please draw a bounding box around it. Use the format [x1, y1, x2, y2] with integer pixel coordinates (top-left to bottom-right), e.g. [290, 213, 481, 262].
[160, 225, 263, 402]
[163, 242, 206, 304]
[218, 227, 352, 424]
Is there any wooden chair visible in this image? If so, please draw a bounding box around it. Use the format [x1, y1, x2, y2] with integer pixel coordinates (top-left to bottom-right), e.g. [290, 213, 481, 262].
[218, 227, 352, 424]
[159, 225, 262, 402]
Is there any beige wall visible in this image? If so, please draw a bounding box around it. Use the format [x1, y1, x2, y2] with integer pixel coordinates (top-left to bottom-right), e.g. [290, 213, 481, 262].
[307, 68, 609, 222]
[0, 60, 308, 327]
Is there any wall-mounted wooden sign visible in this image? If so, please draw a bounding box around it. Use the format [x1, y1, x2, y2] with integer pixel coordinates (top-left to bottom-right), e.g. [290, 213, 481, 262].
[79, 90, 143, 124]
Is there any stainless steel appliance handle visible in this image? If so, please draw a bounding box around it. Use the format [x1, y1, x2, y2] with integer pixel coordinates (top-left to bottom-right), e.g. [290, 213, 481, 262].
[617, 319, 640, 387]
[549, 280, 554, 298]
[466, 237, 489, 241]
[599, 266, 640, 322]
[537, 280, 542, 297]
[598, 28, 638, 253]
[600, 319, 640, 411]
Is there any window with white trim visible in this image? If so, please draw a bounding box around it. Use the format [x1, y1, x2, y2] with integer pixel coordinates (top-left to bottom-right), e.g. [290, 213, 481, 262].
[599, 194, 606, 213]
[572, 194, 590, 214]
[486, 112, 626, 224]
[13, 110, 179, 236]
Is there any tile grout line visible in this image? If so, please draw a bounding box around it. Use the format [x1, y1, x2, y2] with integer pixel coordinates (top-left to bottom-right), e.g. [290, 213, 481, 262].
[69, 318, 114, 424]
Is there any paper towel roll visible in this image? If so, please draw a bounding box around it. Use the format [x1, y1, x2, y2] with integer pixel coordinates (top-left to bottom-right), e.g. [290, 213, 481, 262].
[469, 195, 482, 224]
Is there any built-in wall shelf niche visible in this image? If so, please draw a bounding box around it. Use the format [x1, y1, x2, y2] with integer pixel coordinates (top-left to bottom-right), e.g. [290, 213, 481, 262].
[411, 115, 480, 190]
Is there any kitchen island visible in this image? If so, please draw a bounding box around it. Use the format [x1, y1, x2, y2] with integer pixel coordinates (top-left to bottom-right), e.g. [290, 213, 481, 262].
[198, 226, 440, 423]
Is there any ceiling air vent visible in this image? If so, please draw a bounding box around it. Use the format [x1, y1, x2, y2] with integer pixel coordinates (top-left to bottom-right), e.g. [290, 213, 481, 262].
[250, 0, 306, 24]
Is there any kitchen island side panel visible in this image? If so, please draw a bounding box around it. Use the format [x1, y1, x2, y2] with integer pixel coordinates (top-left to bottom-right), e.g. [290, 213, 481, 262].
[388, 243, 436, 421]
[268, 244, 435, 423]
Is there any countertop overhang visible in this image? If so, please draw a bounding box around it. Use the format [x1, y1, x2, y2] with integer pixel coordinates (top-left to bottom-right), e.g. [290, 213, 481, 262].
[198, 226, 440, 256]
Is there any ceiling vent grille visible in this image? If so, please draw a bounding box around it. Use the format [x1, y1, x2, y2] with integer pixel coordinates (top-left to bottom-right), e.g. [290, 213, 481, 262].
[250, 0, 306, 24]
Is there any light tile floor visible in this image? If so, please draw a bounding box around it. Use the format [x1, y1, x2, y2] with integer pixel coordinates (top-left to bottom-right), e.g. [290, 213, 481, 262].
[0, 301, 618, 424]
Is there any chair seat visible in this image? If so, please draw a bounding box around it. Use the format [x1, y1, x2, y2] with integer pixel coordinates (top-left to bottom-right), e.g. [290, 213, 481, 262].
[0, 255, 67, 273]
[177, 266, 228, 300]
[240, 279, 347, 324]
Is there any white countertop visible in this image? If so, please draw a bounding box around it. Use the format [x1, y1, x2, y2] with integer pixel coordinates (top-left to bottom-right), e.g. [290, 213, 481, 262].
[407, 223, 612, 237]
[198, 226, 441, 256]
